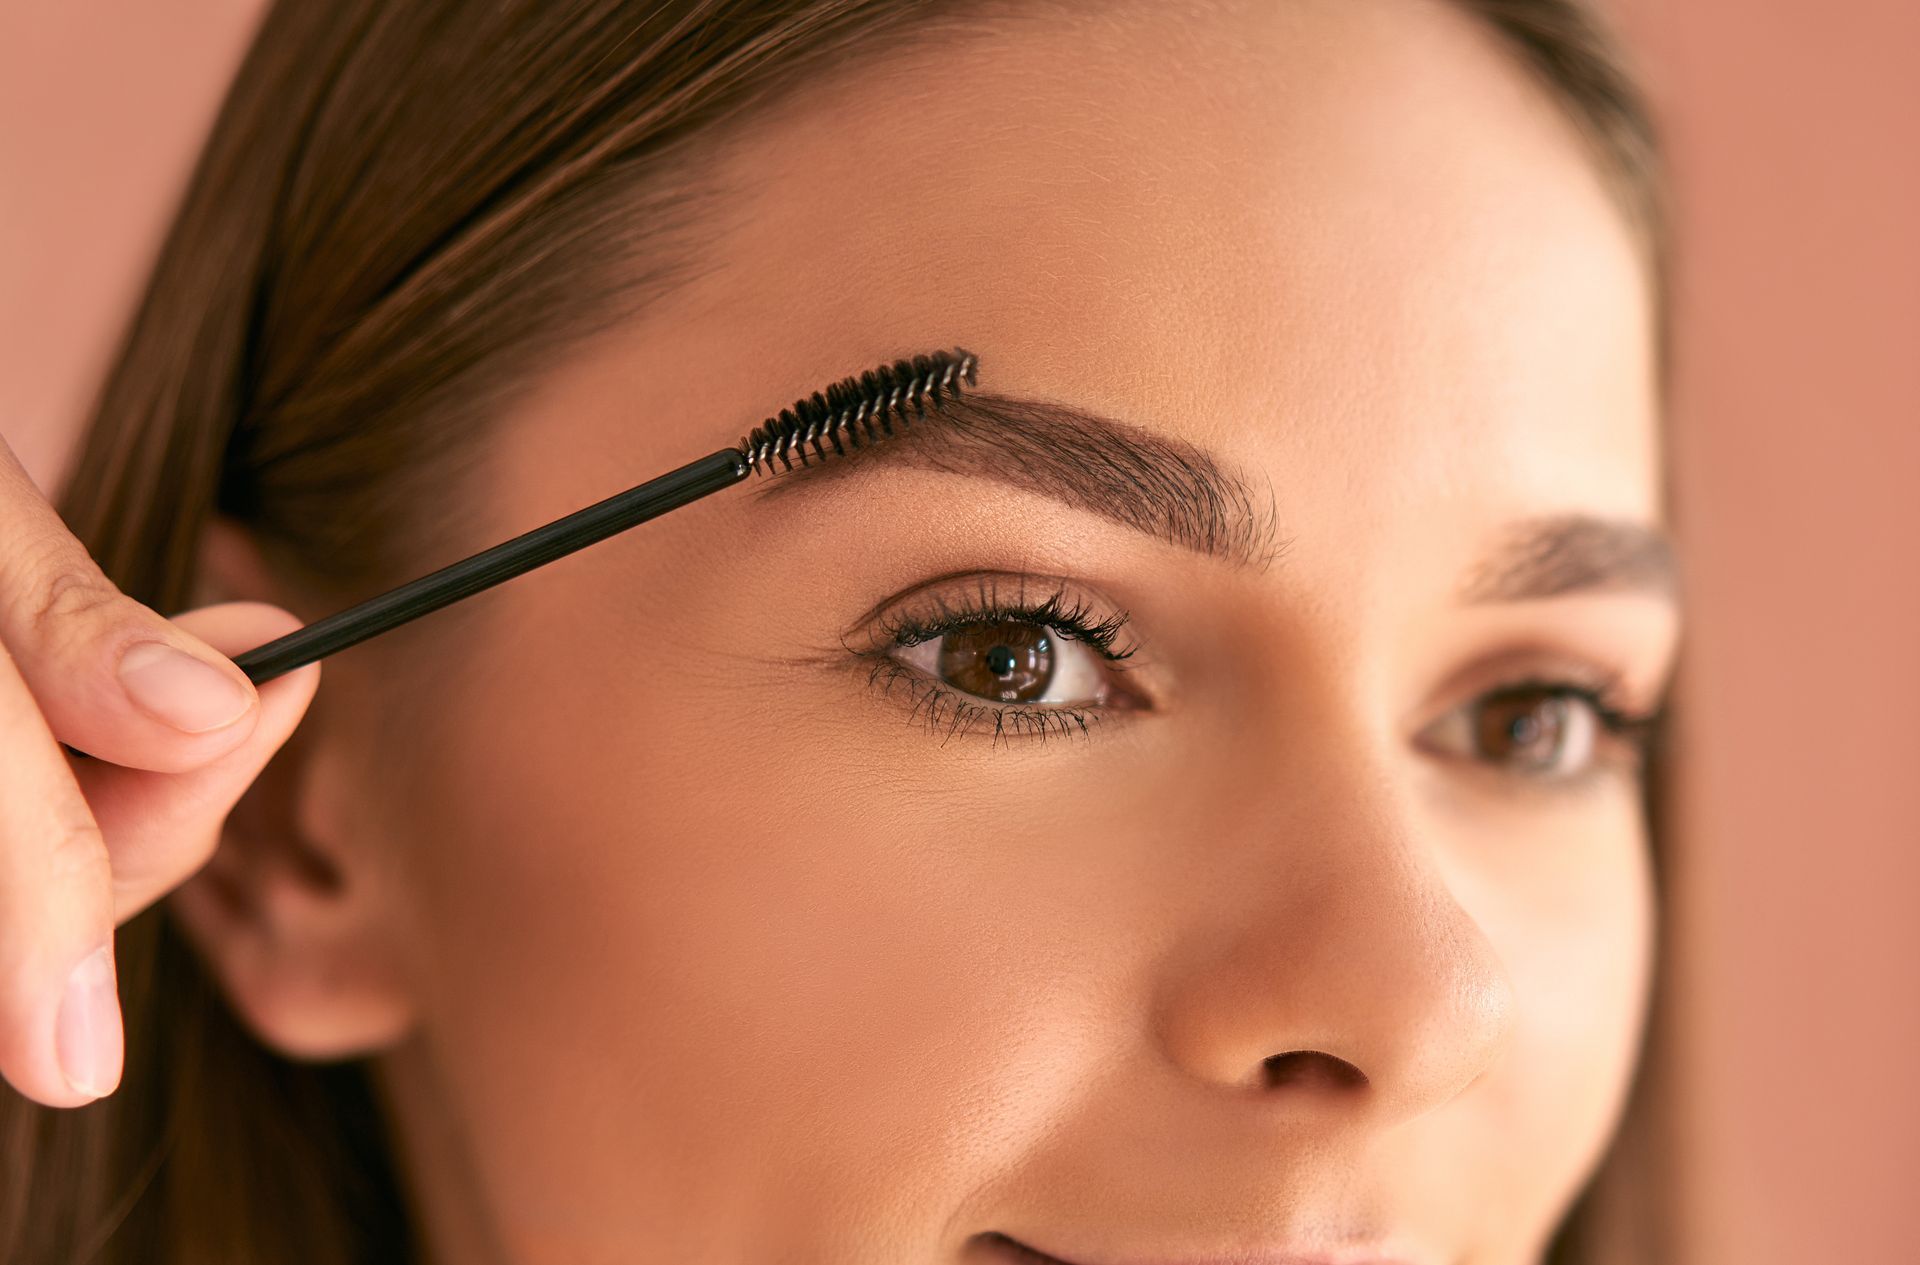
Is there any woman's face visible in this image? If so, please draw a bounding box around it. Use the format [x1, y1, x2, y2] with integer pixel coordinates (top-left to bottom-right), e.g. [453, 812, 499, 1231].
[202, 0, 1679, 1261]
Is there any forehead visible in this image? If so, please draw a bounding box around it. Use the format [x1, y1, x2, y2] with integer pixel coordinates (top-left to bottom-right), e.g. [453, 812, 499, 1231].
[624, 0, 1658, 581]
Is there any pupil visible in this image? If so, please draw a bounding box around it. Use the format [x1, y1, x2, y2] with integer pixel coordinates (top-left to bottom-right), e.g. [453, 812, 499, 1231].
[1477, 690, 1567, 768]
[937, 620, 1056, 703]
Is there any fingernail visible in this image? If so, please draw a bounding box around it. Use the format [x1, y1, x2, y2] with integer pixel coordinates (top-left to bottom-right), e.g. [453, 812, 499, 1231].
[117, 641, 253, 734]
[56, 944, 123, 1099]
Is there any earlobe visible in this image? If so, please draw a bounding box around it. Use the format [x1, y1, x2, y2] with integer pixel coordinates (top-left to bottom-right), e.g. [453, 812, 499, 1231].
[165, 514, 418, 1061]
[166, 712, 417, 1061]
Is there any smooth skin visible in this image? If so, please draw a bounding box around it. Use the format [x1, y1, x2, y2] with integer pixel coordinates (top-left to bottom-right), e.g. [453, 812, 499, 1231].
[3, 1, 1678, 1261]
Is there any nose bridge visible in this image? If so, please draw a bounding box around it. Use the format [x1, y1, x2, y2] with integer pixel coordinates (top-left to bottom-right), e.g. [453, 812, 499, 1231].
[1148, 735, 1517, 1124]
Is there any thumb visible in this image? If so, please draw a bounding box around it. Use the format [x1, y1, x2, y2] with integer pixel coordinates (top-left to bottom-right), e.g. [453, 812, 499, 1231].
[75, 602, 321, 925]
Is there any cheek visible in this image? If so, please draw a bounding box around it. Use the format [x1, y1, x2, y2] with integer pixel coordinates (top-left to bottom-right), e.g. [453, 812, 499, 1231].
[1462, 800, 1657, 1245]
[373, 604, 1118, 1254]
[355, 565, 1661, 1260]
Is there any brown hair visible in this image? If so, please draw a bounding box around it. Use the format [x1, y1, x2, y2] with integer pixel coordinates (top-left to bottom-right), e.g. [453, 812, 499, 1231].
[0, 1, 1673, 1260]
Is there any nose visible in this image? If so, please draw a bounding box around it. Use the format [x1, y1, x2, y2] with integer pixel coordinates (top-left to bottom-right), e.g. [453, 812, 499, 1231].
[1149, 759, 1517, 1125]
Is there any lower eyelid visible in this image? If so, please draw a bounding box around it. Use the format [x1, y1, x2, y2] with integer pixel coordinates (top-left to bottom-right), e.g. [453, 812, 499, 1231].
[857, 656, 1114, 744]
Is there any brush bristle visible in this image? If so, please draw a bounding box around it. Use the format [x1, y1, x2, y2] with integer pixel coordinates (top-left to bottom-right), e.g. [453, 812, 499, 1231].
[737, 347, 978, 476]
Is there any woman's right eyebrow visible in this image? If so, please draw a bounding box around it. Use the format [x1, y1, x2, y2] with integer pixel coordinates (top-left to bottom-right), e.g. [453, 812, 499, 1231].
[745, 387, 1290, 570]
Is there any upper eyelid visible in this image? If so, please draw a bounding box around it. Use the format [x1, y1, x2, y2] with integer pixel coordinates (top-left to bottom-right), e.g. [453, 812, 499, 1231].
[1408, 644, 1671, 742]
[880, 601, 1135, 658]
[848, 572, 1139, 656]
[837, 569, 1127, 640]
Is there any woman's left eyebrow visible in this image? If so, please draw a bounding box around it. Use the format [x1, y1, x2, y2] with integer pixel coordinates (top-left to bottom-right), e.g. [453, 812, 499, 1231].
[1456, 513, 1680, 605]
[744, 388, 1289, 569]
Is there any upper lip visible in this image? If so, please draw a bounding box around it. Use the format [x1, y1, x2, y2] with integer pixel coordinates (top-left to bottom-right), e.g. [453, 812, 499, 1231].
[980, 1229, 1427, 1265]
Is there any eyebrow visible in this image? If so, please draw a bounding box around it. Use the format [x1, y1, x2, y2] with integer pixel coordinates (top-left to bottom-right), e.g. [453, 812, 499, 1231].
[1455, 511, 1678, 604]
[745, 388, 1678, 604]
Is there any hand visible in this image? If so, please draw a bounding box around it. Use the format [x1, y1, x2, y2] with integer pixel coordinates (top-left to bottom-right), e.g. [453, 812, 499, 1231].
[0, 434, 318, 1107]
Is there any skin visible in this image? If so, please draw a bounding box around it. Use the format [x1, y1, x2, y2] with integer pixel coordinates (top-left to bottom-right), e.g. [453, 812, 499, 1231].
[0, 1, 1679, 1262]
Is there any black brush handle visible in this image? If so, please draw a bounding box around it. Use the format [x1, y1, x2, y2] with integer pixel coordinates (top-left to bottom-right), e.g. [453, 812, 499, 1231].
[63, 345, 978, 762]
[233, 447, 749, 684]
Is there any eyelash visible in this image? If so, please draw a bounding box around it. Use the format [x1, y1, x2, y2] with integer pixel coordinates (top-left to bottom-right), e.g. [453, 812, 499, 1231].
[875, 587, 1137, 661]
[854, 583, 1139, 748]
[851, 582, 1664, 782]
[1449, 668, 1665, 784]
[1504, 674, 1653, 744]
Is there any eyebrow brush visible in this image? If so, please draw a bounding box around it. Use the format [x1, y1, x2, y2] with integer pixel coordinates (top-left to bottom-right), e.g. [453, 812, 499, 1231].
[227, 347, 978, 685]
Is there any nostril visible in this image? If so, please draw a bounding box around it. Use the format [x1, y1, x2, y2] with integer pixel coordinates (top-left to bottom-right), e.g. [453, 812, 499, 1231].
[1261, 1049, 1369, 1092]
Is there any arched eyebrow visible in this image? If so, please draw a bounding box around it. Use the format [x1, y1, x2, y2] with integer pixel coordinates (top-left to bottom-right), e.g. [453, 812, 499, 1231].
[746, 387, 1288, 568]
[745, 388, 1677, 604]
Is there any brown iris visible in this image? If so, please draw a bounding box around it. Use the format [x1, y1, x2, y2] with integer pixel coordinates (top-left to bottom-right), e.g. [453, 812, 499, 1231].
[935, 620, 1055, 703]
[1474, 687, 1570, 770]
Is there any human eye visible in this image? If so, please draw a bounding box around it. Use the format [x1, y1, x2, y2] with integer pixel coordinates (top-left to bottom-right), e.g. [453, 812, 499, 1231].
[1412, 659, 1664, 788]
[847, 571, 1149, 746]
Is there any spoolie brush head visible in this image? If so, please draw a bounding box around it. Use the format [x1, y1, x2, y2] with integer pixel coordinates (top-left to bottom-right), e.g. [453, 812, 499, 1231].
[737, 347, 978, 477]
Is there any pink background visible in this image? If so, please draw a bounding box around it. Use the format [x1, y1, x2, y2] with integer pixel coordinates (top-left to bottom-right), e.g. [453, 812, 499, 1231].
[3, 3, 1915, 1258]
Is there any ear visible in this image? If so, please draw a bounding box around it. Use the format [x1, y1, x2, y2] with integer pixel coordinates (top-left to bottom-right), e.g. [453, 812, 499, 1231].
[165, 514, 417, 1060]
